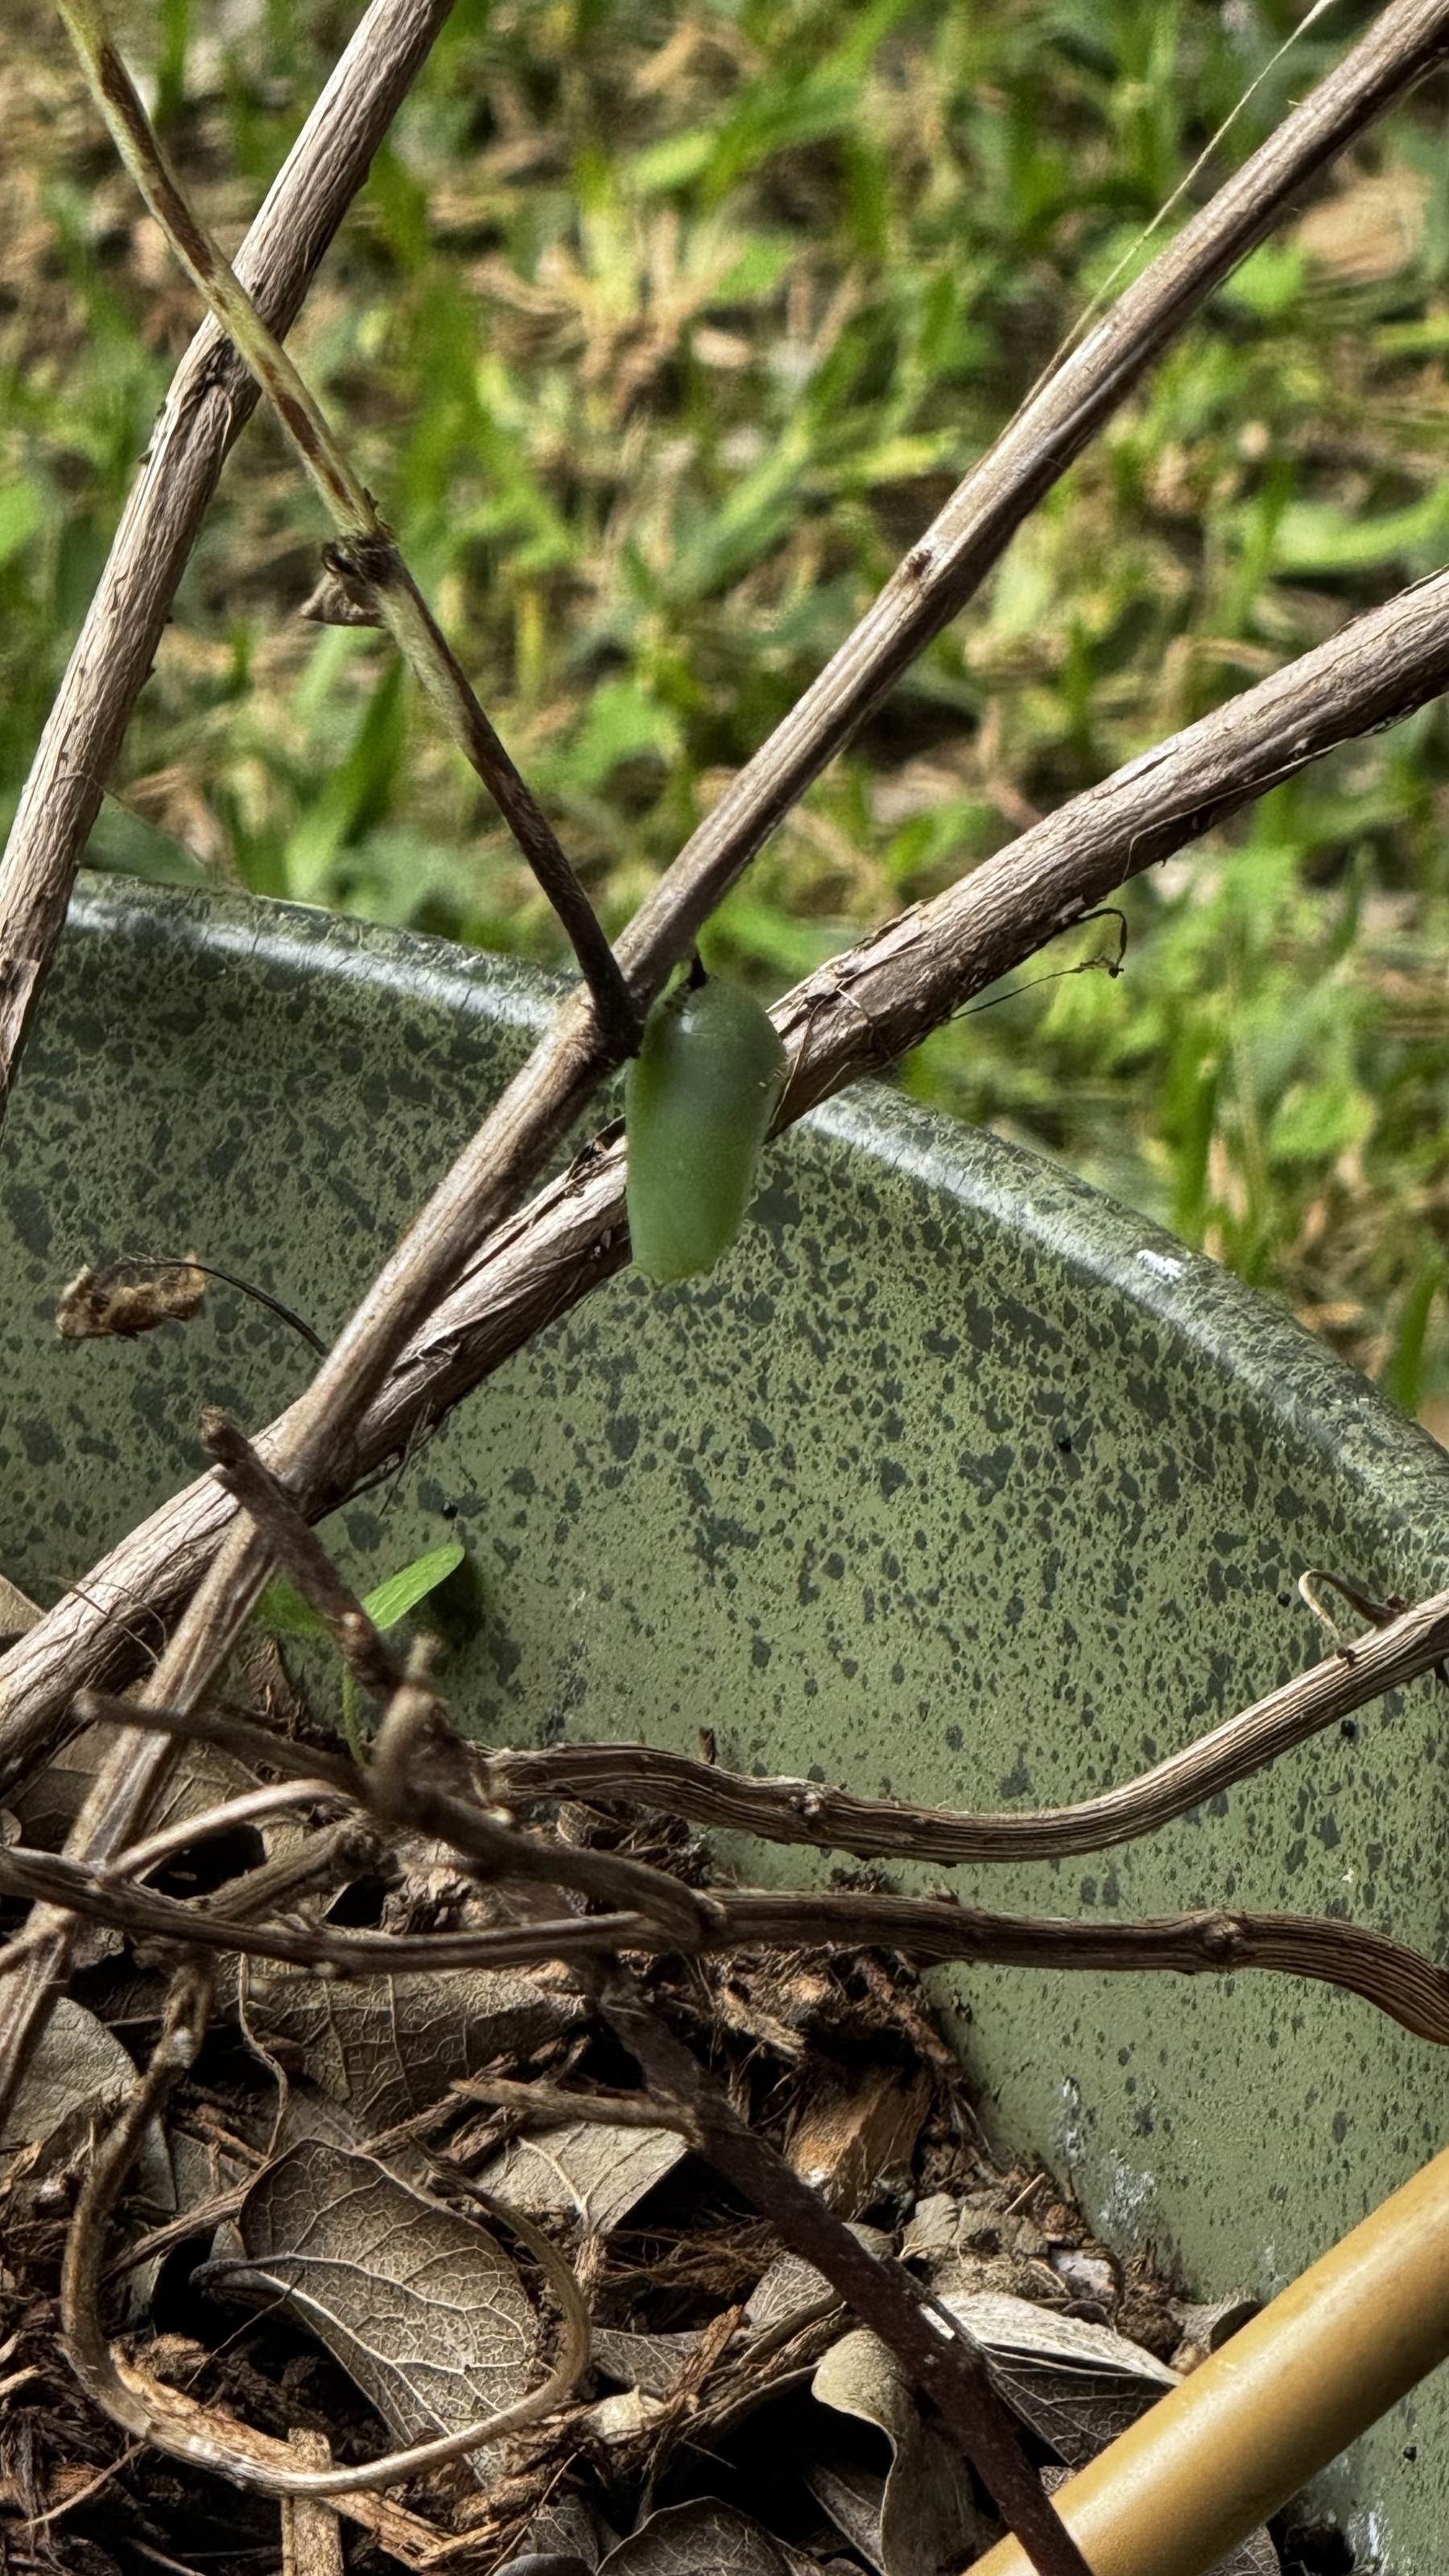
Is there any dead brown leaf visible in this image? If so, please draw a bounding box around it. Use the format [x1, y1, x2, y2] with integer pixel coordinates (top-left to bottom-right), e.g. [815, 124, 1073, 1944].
[807, 2326, 997, 2576]
[225, 2139, 539, 2482]
[1, 1996, 171, 2211]
[935, 2288, 1178, 2467]
[477, 2118, 687, 2235]
[244, 1966, 580, 2129]
[598, 2498, 795, 2575]
[592, 2326, 705, 2396]
[55, 1256, 207, 1340]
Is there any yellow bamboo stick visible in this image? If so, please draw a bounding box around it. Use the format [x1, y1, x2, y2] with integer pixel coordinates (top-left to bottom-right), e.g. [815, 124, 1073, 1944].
[968, 2139, 1449, 2576]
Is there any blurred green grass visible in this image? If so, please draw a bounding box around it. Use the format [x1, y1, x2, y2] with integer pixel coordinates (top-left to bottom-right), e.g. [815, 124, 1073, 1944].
[2, 0, 1447, 1406]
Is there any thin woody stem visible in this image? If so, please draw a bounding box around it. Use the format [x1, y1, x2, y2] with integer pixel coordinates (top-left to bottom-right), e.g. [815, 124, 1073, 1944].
[3, 1830, 1449, 2047]
[0, 0, 460, 1117]
[596, 1970, 1087, 2576]
[66, 1578, 1449, 1979]
[491, 1588, 1449, 1866]
[56, 0, 374, 535]
[56, 0, 635, 1055]
[74, 1690, 363, 1794]
[200, 1410, 405, 1705]
[8, 0, 1449, 2128]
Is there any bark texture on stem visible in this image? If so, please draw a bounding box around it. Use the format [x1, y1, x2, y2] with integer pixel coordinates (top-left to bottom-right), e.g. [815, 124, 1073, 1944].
[6, 0, 1449, 2134]
[0, 0, 459, 1112]
[6, 1834, 1449, 2049]
[492, 1588, 1449, 1865]
[7, 547, 1449, 1781]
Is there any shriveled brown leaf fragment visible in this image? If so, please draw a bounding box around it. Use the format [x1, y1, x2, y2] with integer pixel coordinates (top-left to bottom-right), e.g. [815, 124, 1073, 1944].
[477, 2117, 686, 2235]
[592, 2326, 705, 2396]
[229, 2139, 538, 2482]
[1, 1996, 171, 2209]
[491, 2554, 593, 2576]
[744, 2231, 886, 2341]
[786, 2066, 931, 2215]
[808, 2326, 998, 2576]
[935, 2288, 1178, 2467]
[598, 2499, 795, 2575]
[898, 2193, 960, 2265]
[244, 1965, 580, 2129]
[1047, 2246, 1119, 2310]
[56, 1255, 206, 1339]
[577, 2387, 671, 2446]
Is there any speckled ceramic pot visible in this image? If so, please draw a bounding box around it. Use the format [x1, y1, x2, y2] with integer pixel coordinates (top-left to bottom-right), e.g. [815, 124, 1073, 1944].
[3, 878, 1448, 2566]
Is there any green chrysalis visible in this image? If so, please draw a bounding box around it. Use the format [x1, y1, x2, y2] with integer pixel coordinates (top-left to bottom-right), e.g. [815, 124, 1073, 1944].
[625, 973, 788, 1285]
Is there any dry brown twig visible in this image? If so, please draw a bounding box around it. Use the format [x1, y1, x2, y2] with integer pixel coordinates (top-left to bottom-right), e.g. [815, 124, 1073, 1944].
[72, 1690, 366, 1794]
[492, 1587, 1449, 1864]
[39, 1562, 1449, 2033]
[3, 0, 1448, 1812]
[0, 5, 1443, 2149]
[6, 5, 1449, 2537]
[446, 2073, 702, 2135]
[10, 1546, 1449, 2043]
[101, 1776, 353, 1883]
[7, 1827, 1449, 2038]
[0, 0, 462, 1113]
[56, 0, 636, 1055]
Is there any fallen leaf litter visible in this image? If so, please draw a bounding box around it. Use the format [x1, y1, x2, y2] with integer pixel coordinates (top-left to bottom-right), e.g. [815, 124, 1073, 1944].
[0, 1718, 1360, 2576]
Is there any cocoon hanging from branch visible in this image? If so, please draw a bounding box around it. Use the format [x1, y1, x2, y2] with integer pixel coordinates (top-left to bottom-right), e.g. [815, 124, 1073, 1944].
[625, 972, 787, 1285]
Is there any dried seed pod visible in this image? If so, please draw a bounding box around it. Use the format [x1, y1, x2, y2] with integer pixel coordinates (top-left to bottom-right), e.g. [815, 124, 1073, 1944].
[625, 976, 787, 1285]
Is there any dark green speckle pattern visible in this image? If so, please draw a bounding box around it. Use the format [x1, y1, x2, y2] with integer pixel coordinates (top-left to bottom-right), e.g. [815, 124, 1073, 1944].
[3, 880, 1449, 2567]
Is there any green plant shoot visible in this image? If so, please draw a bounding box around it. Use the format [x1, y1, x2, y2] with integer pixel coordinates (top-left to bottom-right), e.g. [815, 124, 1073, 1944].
[258, 1539, 465, 1643]
[257, 1539, 465, 1761]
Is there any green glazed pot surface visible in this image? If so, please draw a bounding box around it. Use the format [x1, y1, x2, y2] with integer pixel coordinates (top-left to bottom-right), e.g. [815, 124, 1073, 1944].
[3, 880, 1448, 2568]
